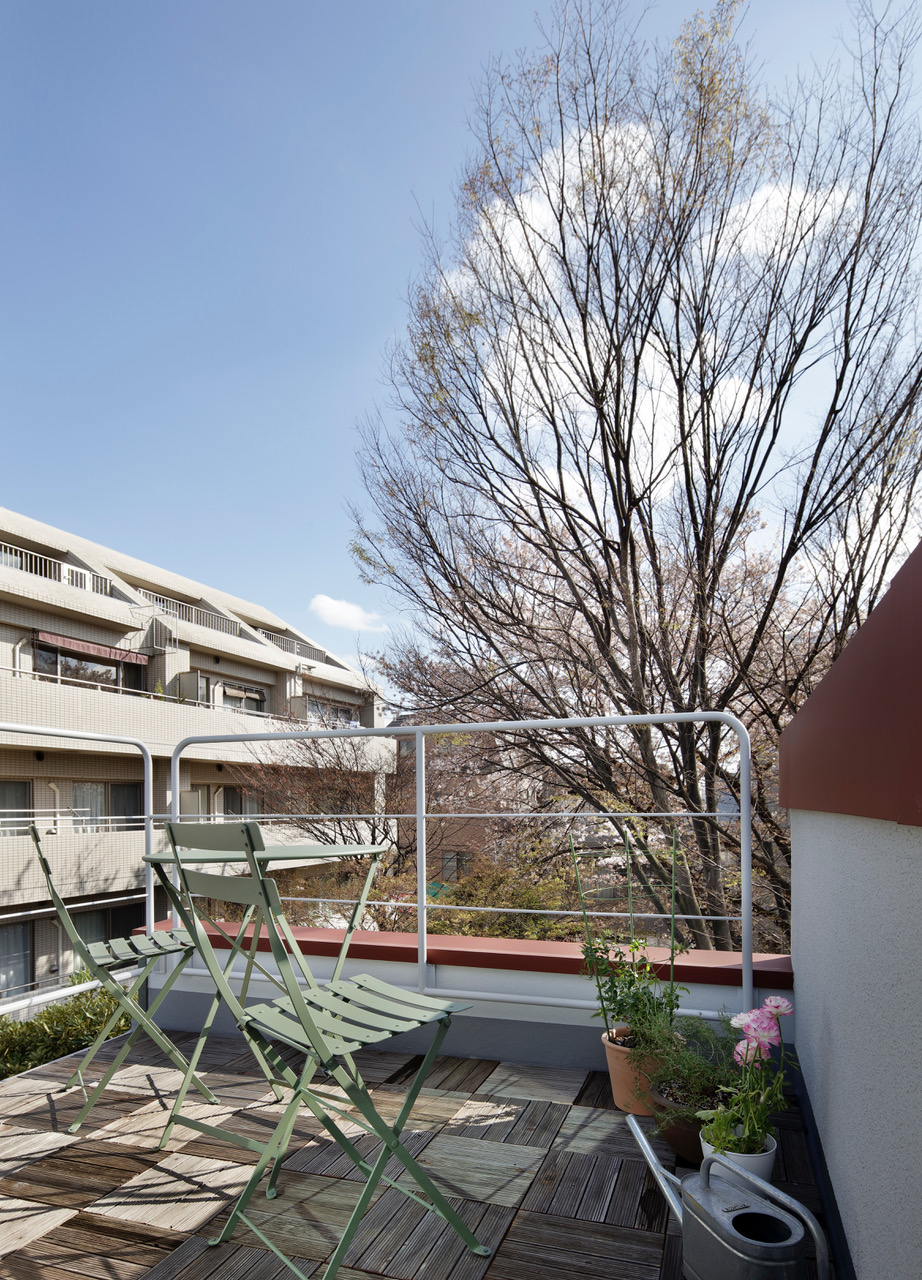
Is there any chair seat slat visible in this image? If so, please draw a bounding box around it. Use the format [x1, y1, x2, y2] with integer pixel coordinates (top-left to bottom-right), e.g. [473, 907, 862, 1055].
[327, 975, 468, 1018]
[107, 938, 140, 963]
[86, 941, 119, 967]
[278, 990, 425, 1036]
[244, 1000, 368, 1056]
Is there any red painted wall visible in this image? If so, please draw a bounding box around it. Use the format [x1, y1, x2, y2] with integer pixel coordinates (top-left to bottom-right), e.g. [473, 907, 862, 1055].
[780, 539, 922, 825]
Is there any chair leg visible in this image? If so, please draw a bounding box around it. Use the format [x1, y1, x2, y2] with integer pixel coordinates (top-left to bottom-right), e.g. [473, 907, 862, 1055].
[208, 1090, 304, 1244]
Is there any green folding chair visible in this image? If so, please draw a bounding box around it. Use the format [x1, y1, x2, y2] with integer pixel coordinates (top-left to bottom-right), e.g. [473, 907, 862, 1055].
[30, 825, 218, 1132]
[154, 821, 490, 1280]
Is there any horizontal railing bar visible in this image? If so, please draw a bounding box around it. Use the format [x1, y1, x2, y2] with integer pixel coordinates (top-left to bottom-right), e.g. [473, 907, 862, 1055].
[273, 895, 741, 921]
[153, 809, 736, 821]
[422, 986, 727, 1017]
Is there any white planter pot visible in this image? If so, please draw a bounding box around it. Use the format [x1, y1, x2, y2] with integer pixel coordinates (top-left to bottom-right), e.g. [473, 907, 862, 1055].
[699, 1132, 777, 1191]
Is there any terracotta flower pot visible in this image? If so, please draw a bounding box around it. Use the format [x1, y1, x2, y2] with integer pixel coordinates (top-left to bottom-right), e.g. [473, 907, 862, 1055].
[601, 1026, 657, 1115]
[648, 1085, 704, 1165]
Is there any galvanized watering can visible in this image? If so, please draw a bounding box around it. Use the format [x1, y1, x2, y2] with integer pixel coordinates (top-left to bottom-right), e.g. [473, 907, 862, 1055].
[626, 1115, 829, 1279]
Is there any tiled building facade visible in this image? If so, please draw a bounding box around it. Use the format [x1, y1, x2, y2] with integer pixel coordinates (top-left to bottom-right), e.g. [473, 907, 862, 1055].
[0, 507, 386, 1004]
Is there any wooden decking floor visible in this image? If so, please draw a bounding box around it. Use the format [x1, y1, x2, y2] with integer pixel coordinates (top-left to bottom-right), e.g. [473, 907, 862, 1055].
[0, 1032, 831, 1279]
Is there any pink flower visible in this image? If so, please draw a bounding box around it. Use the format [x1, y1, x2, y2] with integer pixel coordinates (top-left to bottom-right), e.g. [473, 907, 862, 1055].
[734, 1038, 770, 1065]
[762, 996, 793, 1018]
[730, 1010, 755, 1032]
[744, 1009, 782, 1048]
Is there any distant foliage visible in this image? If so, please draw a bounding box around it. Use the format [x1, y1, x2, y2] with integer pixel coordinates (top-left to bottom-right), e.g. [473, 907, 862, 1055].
[0, 979, 130, 1080]
[427, 853, 581, 940]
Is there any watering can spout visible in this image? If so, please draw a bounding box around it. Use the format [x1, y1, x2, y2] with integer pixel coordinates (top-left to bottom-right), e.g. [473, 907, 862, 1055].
[625, 1115, 683, 1221]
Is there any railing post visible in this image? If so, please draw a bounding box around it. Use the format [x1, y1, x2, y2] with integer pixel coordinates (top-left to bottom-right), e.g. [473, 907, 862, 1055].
[736, 719, 754, 1010]
[415, 728, 427, 993]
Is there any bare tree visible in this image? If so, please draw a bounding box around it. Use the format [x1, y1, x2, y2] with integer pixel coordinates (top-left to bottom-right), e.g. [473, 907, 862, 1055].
[353, 0, 922, 949]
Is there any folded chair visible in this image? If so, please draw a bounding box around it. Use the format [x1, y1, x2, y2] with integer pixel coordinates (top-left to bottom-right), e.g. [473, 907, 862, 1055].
[156, 821, 490, 1280]
[30, 825, 218, 1132]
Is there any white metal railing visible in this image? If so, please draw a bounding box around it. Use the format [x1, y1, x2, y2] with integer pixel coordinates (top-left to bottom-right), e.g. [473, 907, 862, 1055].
[0, 807, 147, 836]
[0, 662, 301, 719]
[169, 713, 755, 1014]
[0, 541, 111, 595]
[137, 589, 241, 636]
[257, 628, 327, 663]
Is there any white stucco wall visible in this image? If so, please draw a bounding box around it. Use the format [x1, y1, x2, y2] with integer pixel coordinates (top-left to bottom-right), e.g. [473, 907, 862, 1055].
[791, 808, 922, 1280]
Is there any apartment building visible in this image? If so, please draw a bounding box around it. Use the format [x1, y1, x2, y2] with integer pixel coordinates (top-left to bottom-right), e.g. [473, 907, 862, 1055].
[0, 507, 387, 1004]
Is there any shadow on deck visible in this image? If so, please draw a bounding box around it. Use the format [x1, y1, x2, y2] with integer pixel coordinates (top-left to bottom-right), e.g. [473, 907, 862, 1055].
[0, 1032, 830, 1279]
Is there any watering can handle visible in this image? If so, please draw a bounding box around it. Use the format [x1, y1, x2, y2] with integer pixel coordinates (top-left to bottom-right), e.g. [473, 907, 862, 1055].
[700, 1154, 830, 1280]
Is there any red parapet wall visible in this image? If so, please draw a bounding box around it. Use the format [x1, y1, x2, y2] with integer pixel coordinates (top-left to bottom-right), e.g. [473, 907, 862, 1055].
[140, 921, 792, 990]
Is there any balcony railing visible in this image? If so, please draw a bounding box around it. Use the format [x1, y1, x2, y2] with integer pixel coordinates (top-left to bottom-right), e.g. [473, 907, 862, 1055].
[137, 589, 241, 636]
[0, 541, 111, 595]
[257, 628, 328, 663]
[0, 662, 333, 723]
[0, 807, 146, 837]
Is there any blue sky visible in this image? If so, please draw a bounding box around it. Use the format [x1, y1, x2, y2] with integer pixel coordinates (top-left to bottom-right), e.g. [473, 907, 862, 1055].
[0, 0, 864, 667]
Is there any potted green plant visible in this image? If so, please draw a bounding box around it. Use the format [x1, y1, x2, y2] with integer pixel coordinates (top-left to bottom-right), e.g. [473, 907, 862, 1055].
[642, 1011, 739, 1163]
[696, 996, 793, 1184]
[572, 834, 685, 1115]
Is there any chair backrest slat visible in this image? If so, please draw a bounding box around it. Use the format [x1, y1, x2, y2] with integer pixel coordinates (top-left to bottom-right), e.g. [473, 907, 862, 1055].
[182, 866, 283, 910]
[167, 821, 267, 854]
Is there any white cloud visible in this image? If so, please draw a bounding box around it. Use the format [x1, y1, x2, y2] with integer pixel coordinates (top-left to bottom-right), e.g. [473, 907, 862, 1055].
[309, 594, 388, 632]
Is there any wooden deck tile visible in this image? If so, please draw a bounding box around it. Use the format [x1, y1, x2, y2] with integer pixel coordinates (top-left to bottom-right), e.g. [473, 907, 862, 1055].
[476, 1064, 587, 1105]
[444, 1096, 567, 1149]
[520, 1145, 670, 1233]
[400, 1133, 545, 1208]
[485, 1210, 662, 1280]
[0, 1127, 78, 1178]
[288, 1128, 434, 1184]
[175, 1101, 347, 1168]
[93, 1098, 239, 1152]
[342, 1186, 512, 1280]
[207, 1171, 385, 1262]
[0, 1139, 164, 1209]
[90, 1151, 252, 1232]
[658, 1231, 683, 1280]
[0, 1197, 77, 1259]
[554, 1107, 674, 1165]
[777, 1125, 815, 1185]
[197, 1073, 279, 1109]
[349, 1050, 417, 1086]
[0, 1086, 152, 1135]
[422, 1059, 499, 1095]
[139, 1239, 314, 1280]
[368, 1087, 469, 1132]
[573, 1071, 616, 1110]
[6, 1206, 189, 1277]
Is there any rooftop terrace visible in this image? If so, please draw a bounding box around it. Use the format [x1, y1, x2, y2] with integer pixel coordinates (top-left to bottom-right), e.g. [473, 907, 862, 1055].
[0, 1030, 830, 1280]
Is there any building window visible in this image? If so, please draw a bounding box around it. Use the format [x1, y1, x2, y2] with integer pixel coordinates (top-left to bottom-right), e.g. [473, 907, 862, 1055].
[223, 786, 261, 817]
[305, 699, 358, 726]
[72, 902, 144, 951]
[72, 781, 143, 833]
[0, 921, 32, 998]
[222, 684, 267, 714]
[34, 643, 147, 694]
[0, 779, 32, 836]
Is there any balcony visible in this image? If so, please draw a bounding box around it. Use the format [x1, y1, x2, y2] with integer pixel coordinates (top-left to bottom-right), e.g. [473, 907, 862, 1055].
[257, 628, 328, 664]
[0, 1026, 827, 1279]
[136, 589, 241, 637]
[0, 540, 111, 596]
